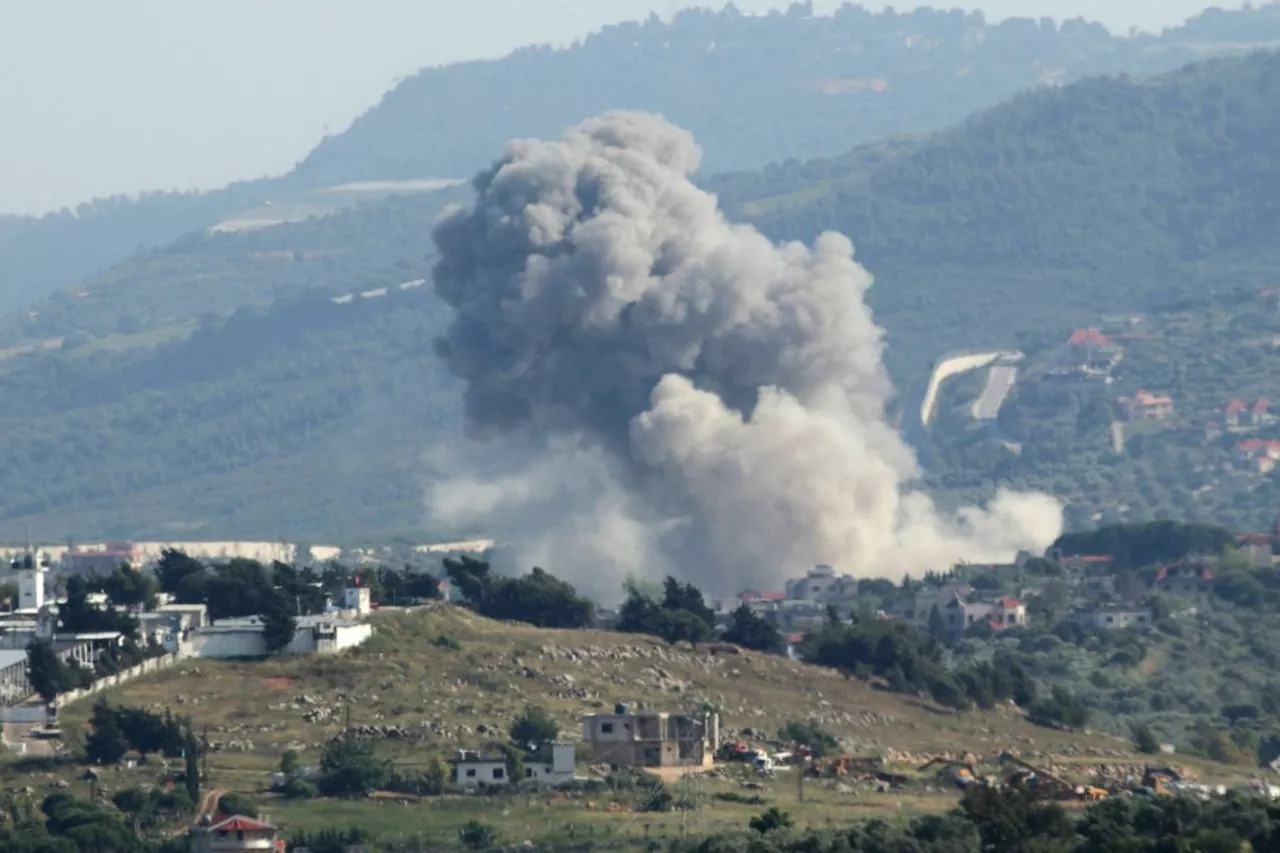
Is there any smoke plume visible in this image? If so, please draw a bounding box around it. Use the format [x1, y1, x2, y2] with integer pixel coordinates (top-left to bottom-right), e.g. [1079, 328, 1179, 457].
[428, 111, 1061, 599]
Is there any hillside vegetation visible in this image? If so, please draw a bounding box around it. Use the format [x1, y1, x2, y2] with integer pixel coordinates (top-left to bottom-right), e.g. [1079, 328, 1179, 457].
[63, 603, 1138, 768]
[6, 2, 1280, 319]
[4, 47, 1280, 538]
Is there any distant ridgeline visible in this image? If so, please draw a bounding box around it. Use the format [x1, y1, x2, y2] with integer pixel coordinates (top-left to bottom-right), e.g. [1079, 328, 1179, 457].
[6, 2, 1280, 315]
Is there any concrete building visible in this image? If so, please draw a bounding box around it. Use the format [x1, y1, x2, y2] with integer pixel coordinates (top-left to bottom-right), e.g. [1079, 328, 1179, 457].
[189, 814, 280, 853]
[62, 542, 141, 575]
[12, 549, 52, 612]
[190, 615, 373, 659]
[1077, 607, 1153, 630]
[784, 565, 859, 602]
[449, 743, 575, 789]
[342, 585, 372, 616]
[0, 649, 30, 706]
[581, 704, 719, 768]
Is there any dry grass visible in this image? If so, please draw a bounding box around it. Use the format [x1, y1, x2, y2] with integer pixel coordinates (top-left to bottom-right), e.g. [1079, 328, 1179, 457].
[57, 604, 1138, 764]
[10, 603, 1248, 842]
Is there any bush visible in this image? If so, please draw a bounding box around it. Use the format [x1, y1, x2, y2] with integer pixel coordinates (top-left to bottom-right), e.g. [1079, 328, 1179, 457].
[1132, 722, 1161, 755]
[281, 778, 318, 800]
[216, 792, 259, 818]
[1029, 686, 1090, 729]
[458, 820, 498, 850]
[432, 633, 461, 651]
[509, 705, 559, 747]
[777, 721, 839, 758]
[749, 807, 794, 834]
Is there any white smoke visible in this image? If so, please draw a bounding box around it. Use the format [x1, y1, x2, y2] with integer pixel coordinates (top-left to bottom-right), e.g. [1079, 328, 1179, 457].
[427, 111, 1062, 599]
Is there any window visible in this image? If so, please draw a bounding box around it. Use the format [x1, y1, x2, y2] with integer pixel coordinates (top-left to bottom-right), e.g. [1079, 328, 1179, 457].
[493, 767, 505, 780]
[526, 768, 534, 778]
[465, 768, 476, 778]
[1105, 616, 1114, 624]
[601, 722, 614, 734]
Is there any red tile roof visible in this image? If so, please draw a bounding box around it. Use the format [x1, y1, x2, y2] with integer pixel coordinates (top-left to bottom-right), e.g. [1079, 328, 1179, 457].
[997, 598, 1025, 608]
[1256, 397, 1272, 413]
[1067, 328, 1113, 347]
[786, 633, 805, 644]
[208, 815, 277, 833]
[1064, 555, 1112, 563]
[1226, 399, 1248, 415]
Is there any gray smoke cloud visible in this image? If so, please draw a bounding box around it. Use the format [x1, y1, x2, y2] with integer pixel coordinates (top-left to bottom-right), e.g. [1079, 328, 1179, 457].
[428, 111, 1062, 599]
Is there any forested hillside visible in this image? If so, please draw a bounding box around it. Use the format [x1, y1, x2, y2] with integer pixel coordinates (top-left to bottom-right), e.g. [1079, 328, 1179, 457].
[4, 43, 1280, 540]
[715, 48, 1280, 389]
[6, 2, 1280, 321]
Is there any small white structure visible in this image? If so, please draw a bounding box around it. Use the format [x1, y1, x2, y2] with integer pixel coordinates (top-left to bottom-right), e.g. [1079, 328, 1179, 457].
[1077, 607, 1153, 630]
[449, 743, 575, 789]
[189, 814, 279, 853]
[0, 649, 31, 706]
[342, 585, 371, 616]
[190, 614, 373, 659]
[13, 549, 51, 612]
[783, 564, 859, 602]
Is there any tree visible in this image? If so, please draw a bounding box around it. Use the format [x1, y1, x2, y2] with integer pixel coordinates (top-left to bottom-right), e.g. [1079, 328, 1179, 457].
[260, 590, 297, 655]
[26, 639, 75, 703]
[662, 577, 715, 629]
[279, 749, 300, 777]
[155, 549, 206, 599]
[443, 558, 594, 629]
[317, 736, 388, 798]
[185, 737, 201, 805]
[97, 566, 158, 610]
[721, 603, 785, 653]
[1132, 722, 1161, 755]
[84, 700, 128, 765]
[927, 604, 948, 643]
[509, 705, 558, 747]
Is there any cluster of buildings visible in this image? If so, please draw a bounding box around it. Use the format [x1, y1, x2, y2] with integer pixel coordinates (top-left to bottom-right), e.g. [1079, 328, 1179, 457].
[449, 703, 720, 790]
[0, 548, 375, 709]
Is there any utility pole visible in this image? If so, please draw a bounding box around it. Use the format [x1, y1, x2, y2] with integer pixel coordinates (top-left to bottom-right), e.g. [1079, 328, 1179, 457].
[798, 755, 806, 803]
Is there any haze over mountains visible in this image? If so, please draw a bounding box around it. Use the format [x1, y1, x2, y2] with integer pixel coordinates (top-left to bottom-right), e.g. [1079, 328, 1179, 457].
[5, 2, 1280, 315]
[2, 3, 1280, 548]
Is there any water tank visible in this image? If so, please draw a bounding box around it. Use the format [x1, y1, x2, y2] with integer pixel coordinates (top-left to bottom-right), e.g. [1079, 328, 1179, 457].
[614, 702, 629, 715]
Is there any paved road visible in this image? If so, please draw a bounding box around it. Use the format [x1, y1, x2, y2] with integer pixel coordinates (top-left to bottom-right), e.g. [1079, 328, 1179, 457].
[972, 365, 1018, 420]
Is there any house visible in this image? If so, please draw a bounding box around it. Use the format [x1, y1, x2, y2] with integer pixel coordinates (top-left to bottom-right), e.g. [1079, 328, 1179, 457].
[1233, 438, 1280, 473]
[1225, 398, 1274, 432]
[189, 614, 373, 659]
[1049, 552, 1114, 574]
[1064, 328, 1122, 375]
[1077, 607, 1153, 630]
[342, 585, 372, 616]
[783, 565, 859, 602]
[1237, 532, 1277, 568]
[189, 814, 280, 853]
[1121, 390, 1173, 422]
[1225, 399, 1249, 429]
[1155, 559, 1217, 596]
[988, 598, 1027, 630]
[581, 704, 720, 768]
[62, 542, 141, 575]
[449, 743, 575, 789]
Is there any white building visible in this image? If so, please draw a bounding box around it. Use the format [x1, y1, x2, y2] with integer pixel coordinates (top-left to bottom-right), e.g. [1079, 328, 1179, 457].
[12, 549, 52, 612]
[1077, 607, 1153, 630]
[189, 614, 373, 659]
[342, 586, 371, 616]
[189, 814, 279, 853]
[449, 743, 575, 789]
[0, 649, 30, 706]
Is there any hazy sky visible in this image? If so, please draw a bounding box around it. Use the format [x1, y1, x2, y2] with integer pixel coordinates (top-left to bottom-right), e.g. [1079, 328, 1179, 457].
[0, 0, 1246, 215]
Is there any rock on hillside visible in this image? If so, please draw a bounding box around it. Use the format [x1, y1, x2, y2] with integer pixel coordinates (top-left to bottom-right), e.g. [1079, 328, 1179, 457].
[68, 604, 1133, 767]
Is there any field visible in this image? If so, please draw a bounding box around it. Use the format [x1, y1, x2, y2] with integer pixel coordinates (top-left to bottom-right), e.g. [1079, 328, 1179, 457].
[2, 604, 1252, 846]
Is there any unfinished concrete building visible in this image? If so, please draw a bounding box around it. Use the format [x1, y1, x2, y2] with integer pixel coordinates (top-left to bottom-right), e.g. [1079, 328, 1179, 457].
[581, 704, 720, 768]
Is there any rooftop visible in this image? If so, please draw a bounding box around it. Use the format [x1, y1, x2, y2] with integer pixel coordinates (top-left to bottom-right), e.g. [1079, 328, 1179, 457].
[1067, 328, 1114, 347]
[203, 815, 277, 834]
[0, 649, 26, 670]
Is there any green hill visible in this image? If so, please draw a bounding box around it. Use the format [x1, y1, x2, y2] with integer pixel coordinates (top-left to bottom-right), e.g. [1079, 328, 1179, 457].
[7, 2, 1280, 318]
[5, 48, 1280, 540]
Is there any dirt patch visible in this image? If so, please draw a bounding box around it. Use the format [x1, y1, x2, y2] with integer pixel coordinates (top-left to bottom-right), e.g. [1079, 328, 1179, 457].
[259, 677, 297, 690]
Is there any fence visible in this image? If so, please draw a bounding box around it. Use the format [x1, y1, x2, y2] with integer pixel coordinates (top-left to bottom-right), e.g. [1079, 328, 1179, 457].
[52, 652, 185, 709]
